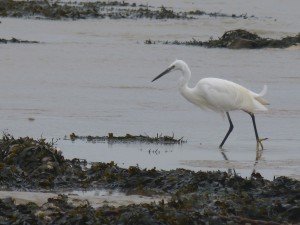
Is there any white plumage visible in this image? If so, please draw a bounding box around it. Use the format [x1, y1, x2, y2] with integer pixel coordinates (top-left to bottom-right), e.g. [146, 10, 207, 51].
[152, 59, 269, 149]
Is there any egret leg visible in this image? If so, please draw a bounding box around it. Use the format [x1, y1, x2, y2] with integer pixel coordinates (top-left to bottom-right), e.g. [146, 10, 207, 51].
[219, 112, 233, 149]
[248, 112, 267, 150]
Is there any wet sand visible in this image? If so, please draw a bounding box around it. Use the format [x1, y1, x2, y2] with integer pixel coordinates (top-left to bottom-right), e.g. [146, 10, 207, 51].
[0, 191, 168, 207]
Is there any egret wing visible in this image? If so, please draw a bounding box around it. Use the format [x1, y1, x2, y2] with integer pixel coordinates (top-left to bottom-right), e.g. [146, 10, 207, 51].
[194, 78, 253, 112]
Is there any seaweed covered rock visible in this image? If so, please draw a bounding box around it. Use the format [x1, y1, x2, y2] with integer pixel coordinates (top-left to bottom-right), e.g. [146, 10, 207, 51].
[219, 29, 300, 48]
[147, 29, 300, 49]
[0, 134, 85, 189]
[1, 136, 63, 173]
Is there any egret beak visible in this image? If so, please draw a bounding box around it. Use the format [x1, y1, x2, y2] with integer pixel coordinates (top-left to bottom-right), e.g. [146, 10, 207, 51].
[152, 65, 175, 82]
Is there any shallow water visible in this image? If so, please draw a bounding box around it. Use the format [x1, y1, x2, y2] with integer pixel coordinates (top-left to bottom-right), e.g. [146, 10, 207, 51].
[0, 1, 300, 180]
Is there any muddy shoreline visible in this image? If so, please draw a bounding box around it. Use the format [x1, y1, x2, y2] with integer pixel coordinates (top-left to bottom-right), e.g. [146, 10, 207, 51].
[1, 135, 300, 224]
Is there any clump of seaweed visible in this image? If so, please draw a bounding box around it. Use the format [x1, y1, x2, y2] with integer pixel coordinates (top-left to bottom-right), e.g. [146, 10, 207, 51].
[156, 6, 187, 19]
[0, 37, 39, 44]
[68, 132, 186, 144]
[146, 29, 300, 49]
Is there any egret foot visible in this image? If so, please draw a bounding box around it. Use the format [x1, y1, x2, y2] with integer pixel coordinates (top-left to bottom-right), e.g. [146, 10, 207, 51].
[256, 137, 268, 150]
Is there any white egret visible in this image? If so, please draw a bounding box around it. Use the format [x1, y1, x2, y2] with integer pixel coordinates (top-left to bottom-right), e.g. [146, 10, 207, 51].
[152, 60, 269, 149]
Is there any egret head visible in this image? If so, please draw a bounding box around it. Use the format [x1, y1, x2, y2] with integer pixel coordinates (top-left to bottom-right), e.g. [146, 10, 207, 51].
[152, 60, 187, 82]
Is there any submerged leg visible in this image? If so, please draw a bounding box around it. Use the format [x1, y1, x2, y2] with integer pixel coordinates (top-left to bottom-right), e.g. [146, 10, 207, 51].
[219, 112, 234, 149]
[248, 112, 268, 150]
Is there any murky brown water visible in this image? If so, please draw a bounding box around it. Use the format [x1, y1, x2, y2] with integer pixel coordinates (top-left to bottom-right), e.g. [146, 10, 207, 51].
[0, 0, 300, 180]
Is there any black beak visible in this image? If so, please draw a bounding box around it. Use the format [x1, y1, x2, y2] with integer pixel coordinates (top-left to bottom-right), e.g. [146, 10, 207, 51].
[152, 65, 175, 82]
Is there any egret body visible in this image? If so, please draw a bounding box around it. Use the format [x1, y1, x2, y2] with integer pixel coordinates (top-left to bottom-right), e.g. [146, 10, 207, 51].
[152, 60, 269, 149]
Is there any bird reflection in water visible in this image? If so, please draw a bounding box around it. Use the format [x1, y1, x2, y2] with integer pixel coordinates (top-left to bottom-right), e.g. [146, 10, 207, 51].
[219, 148, 264, 176]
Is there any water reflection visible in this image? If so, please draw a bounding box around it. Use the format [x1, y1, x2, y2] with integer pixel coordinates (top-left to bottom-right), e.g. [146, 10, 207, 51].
[220, 147, 264, 177]
[219, 149, 235, 176]
[253, 148, 264, 174]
